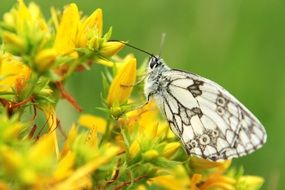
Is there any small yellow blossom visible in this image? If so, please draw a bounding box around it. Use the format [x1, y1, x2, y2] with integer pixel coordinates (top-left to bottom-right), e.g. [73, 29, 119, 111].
[0, 145, 22, 173]
[151, 166, 190, 190]
[0, 53, 31, 93]
[27, 134, 55, 165]
[237, 176, 264, 190]
[2, 32, 26, 53]
[56, 144, 120, 189]
[199, 174, 236, 190]
[61, 124, 78, 157]
[190, 157, 232, 172]
[107, 55, 137, 106]
[53, 151, 75, 181]
[162, 142, 180, 158]
[100, 41, 124, 57]
[190, 173, 202, 190]
[129, 140, 140, 158]
[2, 0, 51, 57]
[76, 8, 103, 48]
[43, 105, 60, 158]
[35, 48, 58, 72]
[53, 3, 79, 57]
[0, 181, 10, 190]
[78, 114, 107, 134]
[143, 149, 159, 161]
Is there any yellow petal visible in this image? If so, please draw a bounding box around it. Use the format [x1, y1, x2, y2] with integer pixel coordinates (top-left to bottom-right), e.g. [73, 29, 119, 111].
[100, 41, 124, 57]
[200, 175, 236, 190]
[0, 146, 22, 172]
[78, 114, 107, 134]
[61, 124, 78, 157]
[143, 149, 159, 161]
[107, 55, 136, 106]
[0, 181, 10, 190]
[43, 105, 59, 158]
[238, 176, 264, 190]
[190, 157, 232, 172]
[53, 151, 75, 181]
[129, 140, 140, 158]
[27, 134, 55, 163]
[190, 173, 202, 190]
[96, 58, 114, 67]
[76, 9, 103, 47]
[16, 0, 31, 32]
[2, 32, 26, 52]
[151, 175, 187, 190]
[56, 144, 119, 189]
[35, 48, 57, 72]
[54, 3, 79, 57]
[0, 53, 31, 92]
[162, 142, 180, 158]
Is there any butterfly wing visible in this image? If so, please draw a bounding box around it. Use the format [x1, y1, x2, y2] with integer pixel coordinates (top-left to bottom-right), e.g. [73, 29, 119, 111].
[158, 69, 267, 161]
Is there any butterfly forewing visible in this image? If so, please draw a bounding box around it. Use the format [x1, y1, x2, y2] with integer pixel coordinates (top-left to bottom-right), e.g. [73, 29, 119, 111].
[158, 69, 267, 161]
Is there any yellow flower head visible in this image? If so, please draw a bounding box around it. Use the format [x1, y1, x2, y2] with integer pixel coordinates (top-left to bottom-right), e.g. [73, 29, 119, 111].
[129, 139, 141, 158]
[53, 3, 80, 57]
[78, 114, 107, 134]
[0, 52, 31, 93]
[107, 55, 137, 107]
[76, 8, 103, 48]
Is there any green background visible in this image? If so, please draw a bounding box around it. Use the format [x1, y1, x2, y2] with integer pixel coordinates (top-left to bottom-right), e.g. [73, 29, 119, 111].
[1, 0, 285, 189]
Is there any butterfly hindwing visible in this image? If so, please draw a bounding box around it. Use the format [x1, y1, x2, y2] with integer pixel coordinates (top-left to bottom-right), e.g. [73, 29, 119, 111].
[159, 70, 267, 161]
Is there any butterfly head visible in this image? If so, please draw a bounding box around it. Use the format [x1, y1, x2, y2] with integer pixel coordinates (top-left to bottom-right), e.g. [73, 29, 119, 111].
[148, 56, 166, 72]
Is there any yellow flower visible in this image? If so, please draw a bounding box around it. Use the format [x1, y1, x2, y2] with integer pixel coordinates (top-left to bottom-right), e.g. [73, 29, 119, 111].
[237, 176, 264, 190]
[190, 174, 202, 190]
[53, 151, 75, 181]
[190, 157, 232, 172]
[143, 149, 159, 161]
[61, 124, 78, 157]
[151, 166, 190, 190]
[107, 55, 137, 106]
[43, 105, 60, 159]
[53, 4, 107, 57]
[198, 174, 236, 190]
[0, 52, 31, 93]
[35, 48, 58, 72]
[2, 0, 50, 54]
[2, 32, 26, 53]
[53, 3, 79, 57]
[56, 144, 120, 190]
[100, 41, 124, 57]
[78, 114, 107, 134]
[162, 142, 180, 158]
[0, 145, 22, 173]
[129, 140, 140, 158]
[76, 9, 103, 48]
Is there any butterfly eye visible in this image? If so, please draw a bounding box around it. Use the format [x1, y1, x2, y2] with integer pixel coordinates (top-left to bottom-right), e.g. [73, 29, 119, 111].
[150, 61, 157, 69]
[149, 57, 159, 69]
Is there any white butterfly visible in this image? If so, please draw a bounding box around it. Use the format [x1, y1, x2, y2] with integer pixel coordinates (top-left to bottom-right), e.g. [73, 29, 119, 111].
[144, 56, 267, 161]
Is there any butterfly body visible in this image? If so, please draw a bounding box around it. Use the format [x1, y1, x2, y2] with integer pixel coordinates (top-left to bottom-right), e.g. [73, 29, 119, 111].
[144, 56, 267, 161]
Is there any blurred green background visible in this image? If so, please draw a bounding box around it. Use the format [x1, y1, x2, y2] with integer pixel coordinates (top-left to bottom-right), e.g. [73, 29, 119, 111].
[1, 0, 285, 189]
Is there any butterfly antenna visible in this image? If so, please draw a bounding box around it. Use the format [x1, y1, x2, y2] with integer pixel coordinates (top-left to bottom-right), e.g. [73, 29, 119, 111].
[109, 40, 155, 57]
[158, 33, 166, 57]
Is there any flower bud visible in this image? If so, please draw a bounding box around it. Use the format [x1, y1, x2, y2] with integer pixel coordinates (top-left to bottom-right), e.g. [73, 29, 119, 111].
[100, 41, 124, 57]
[143, 149, 159, 161]
[3, 32, 26, 54]
[35, 48, 57, 72]
[107, 56, 136, 106]
[162, 142, 180, 158]
[129, 140, 140, 158]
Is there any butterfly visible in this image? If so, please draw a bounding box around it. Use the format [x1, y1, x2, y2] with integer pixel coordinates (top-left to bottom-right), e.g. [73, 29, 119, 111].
[144, 55, 267, 161]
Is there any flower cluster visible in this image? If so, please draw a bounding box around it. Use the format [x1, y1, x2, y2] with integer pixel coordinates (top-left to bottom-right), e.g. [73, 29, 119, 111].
[0, 1, 264, 190]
